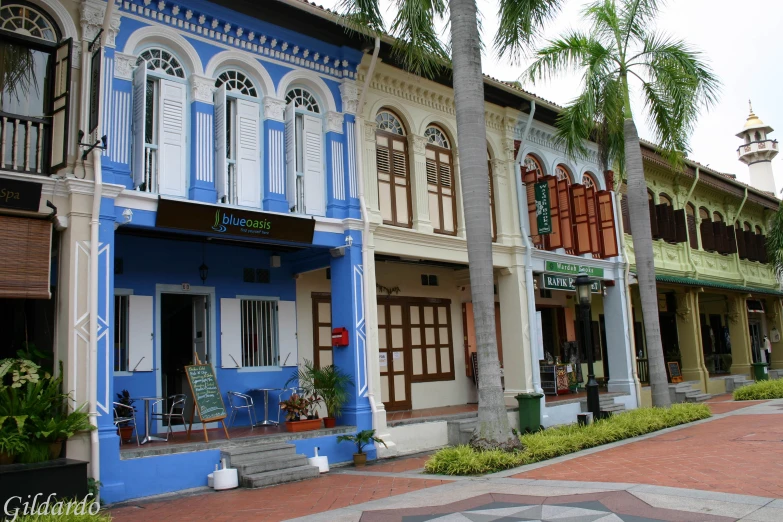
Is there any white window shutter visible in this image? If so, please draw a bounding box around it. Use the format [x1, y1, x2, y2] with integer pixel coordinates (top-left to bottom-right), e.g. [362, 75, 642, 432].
[302, 114, 325, 216]
[214, 85, 227, 201]
[157, 79, 188, 197]
[277, 300, 297, 367]
[284, 103, 296, 208]
[235, 99, 261, 207]
[128, 295, 153, 372]
[50, 38, 73, 172]
[220, 298, 243, 368]
[131, 63, 148, 188]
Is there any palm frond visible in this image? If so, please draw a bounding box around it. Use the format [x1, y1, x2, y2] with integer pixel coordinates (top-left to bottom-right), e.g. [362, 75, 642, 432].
[388, 0, 451, 77]
[621, 0, 664, 51]
[524, 31, 598, 82]
[767, 204, 783, 281]
[337, 0, 386, 34]
[494, 0, 563, 62]
[0, 44, 39, 103]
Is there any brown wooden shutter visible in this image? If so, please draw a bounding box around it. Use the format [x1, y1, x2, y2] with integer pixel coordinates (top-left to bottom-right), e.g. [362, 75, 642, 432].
[687, 212, 698, 249]
[51, 38, 73, 171]
[621, 195, 631, 234]
[744, 230, 757, 260]
[557, 179, 574, 252]
[570, 184, 592, 255]
[674, 209, 687, 243]
[700, 220, 714, 251]
[713, 221, 726, 254]
[586, 186, 601, 255]
[523, 168, 543, 248]
[544, 176, 563, 250]
[758, 234, 768, 263]
[736, 226, 747, 259]
[725, 224, 737, 255]
[655, 205, 668, 241]
[0, 216, 52, 299]
[596, 190, 619, 258]
[667, 205, 676, 242]
[649, 199, 660, 239]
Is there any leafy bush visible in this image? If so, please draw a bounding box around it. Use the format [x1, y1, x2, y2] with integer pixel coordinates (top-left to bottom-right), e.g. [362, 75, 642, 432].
[425, 404, 711, 475]
[734, 379, 783, 400]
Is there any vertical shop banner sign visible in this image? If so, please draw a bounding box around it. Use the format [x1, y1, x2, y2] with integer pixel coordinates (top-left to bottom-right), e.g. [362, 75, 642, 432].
[535, 181, 552, 234]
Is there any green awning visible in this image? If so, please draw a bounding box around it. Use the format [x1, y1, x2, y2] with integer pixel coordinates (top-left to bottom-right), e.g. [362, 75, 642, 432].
[654, 274, 783, 296]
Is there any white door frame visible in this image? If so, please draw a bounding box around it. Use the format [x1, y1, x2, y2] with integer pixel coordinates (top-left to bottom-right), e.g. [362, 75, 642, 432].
[155, 284, 218, 433]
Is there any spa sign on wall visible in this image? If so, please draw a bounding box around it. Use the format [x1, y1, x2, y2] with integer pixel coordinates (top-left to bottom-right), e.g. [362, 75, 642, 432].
[155, 198, 316, 244]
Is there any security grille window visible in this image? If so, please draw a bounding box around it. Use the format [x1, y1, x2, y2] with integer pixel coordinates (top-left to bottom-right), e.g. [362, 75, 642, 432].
[375, 110, 411, 227]
[425, 125, 456, 235]
[240, 299, 279, 368]
[214, 71, 261, 207]
[114, 295, 129, 372]
[133, 48, 187, 197]
[0, 2, 70, 174]
[285, 87, 325, 216]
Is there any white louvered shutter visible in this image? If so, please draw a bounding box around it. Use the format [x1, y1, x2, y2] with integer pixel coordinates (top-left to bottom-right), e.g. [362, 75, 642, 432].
[157, 79, 188, 197]
[220, 298, 242, 368]
[302, 114, 325, 216]
[277, 301, 297, 367]
[131, 63, 147, 188]
[128, 295, 153, 372]
[285, 103, 297, 208]
[235, 99, 261, 208]
[213, 85, 227, 201]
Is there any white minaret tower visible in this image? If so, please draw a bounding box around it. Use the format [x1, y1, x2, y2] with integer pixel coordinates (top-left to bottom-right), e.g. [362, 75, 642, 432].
[737, 101, 778, 194]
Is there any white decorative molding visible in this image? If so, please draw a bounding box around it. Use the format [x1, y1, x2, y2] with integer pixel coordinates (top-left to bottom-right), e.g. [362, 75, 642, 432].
[114, 52, 136, 80]
[190, 75, 215, 104]
[363, 120, 378, 142]
[410, 134, 427, 155]
[195, 112, 214, 182]
[327, 111, 344, 134]
[80, 0, 121, 47]
[263, 97, 286, 122]
[340, 81, 359, 115]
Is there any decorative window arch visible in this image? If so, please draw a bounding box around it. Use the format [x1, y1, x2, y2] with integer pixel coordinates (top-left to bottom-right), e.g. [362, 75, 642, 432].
[285, 87, 320, 113]
[659, 193, 672, 206]
[755, 225, 763, 235]
[424, 125, 450, 149]
[699, 207, 710, 220]
[686, 203, 698, 249]
[425, 125, 456, 235]
[215, 69, 258, 97]
[555, 164, 571, 184]
[137, 47, 185, 78]
[755, 131, 762, 142]
[0, 2, 59, 41]
[744, 221, 752, 231]
[375, 109, 411, 228]
[524, 155, 544, 178]
[582, 172, 598, 188]
[713, 211, 723, 223]
[376, 110, 405, 135]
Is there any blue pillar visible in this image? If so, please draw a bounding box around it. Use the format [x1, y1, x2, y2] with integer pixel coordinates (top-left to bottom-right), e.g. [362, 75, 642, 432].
[190, 101, 217, 203]
[326, 131, 348, 219]
[100, 48, 133, 188]
[263, 119, 288, 212]
[329, 234, 372, 431]
[344, 115, 362, 219]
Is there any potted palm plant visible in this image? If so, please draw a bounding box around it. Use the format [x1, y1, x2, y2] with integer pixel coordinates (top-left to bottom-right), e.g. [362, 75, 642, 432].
[337, 429, 387, 467]
[314, 365, 353, 428]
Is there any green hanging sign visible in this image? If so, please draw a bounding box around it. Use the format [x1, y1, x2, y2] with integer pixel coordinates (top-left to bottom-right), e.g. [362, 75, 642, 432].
[535, 181, 551, 234]
[542, 273, 602, 293]
[545, 261, 604, 279]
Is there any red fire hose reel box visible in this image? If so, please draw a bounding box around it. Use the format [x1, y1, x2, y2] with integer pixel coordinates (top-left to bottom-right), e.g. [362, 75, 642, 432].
[332, 327, 349, 347]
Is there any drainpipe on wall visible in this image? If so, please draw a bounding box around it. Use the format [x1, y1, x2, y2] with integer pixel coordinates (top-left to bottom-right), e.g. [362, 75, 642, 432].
[734, 187, 749, 286]
[513, 100, 541, 393]
[88, 0, 117, 483]
[684, 167, 700, 275]
[355, 37, 380, 428]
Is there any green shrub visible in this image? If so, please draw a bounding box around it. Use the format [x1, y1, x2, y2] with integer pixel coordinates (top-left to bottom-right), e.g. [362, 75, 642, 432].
[734, 379, 783, 400]
[425, 403, 711, 475]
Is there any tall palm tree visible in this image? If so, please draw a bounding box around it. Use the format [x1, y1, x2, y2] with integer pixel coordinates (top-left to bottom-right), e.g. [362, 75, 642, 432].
[767, 204, 783, 281]
[339, 0, 562, 448]
[525, 0, 720, 407]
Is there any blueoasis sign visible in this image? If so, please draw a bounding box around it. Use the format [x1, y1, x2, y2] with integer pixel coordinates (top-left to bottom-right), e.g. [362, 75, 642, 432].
[155, 198, 316, 244]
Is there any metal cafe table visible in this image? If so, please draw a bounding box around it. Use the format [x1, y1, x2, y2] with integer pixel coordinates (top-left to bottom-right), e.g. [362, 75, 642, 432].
[247, 388, 283, 426]
[133, 396, 167, 444]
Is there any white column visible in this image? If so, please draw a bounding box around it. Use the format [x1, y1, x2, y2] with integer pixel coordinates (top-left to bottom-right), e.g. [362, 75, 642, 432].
[497, 258, 535, 403]
[604, 272, 638, 398]
[408, 134, 433, 234]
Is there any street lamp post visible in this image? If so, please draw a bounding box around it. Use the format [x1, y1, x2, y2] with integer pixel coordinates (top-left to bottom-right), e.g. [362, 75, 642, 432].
[575, 273, 601, 420]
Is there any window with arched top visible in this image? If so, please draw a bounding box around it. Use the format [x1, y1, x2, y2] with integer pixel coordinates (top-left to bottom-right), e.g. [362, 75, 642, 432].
[0, 2, 59, 41]
[215, 70, 258, 97]
[425, 125, 456, 235]
[744, 221, 752, 231]
[284, 86, 325, 215]
[582, 172, 598, 188]
[524, 155, 544, 178]
[137, 48, 185, 78]
[375, 110, 411, 228]
[698, 207, 714, 251]
[648, 189, 655, 201]
[555, 164, 571, 184]
[686, 203, 698, 249]
[699, 207, 710, 220]
[659, 193, 672, 206]
[755, 225, 763, 235]
[488, 149, 497, 242]
[713, 211, 723, 223]
[755, 131, 762, 142]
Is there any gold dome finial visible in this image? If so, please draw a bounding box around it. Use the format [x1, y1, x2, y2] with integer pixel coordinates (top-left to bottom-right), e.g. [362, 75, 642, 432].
[749, 99, 755, 117]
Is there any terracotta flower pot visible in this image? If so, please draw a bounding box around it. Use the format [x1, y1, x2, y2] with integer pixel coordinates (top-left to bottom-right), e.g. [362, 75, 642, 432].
[0, 451, 13, 466]
[323, 417, 337, 428]
[353, 453, 367, 467]
[48, 441, 63, 460]
[284, 418, 322, 432]
[118, 426, 134, 443]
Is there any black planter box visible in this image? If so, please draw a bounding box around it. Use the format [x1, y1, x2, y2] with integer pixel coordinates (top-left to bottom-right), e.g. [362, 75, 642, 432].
[0, 459, 89, 506]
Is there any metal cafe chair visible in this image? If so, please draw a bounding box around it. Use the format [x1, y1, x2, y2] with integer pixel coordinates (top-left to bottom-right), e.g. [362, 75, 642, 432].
[150, 394, 187, 441]
[227, 391, 258, 428]
[113, 402, 140, 446]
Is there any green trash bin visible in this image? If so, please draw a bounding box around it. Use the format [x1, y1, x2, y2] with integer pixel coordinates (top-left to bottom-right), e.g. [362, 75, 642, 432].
[515, 392, 544, 433]
[752, 362, 769, 381]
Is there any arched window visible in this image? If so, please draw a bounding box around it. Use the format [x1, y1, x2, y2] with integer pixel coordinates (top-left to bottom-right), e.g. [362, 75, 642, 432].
[755, 131, 762, 142]
[686, 203, 698, 249]
[699, 207, 710, 221]
[524, 155, 544, 178]
[284, 87, 325, 215]
[137, 48, 185, 78]
[755, 225, 763, 235]
[0, 2, 59, 41]
[555, 164, 571, 184]
[582, 172, 598, 188]
[648, 189, 655, 201]
[375, 110, 410, 228]
[699, 207, 713, 251]
[659, 193, 672, 206]
[488, 149, 497, 242]
[425, 125, 456, 235]
[285, 87, 320, 113]
[713, 211, 723, 223]
[744, 221, 752, 231]
[215, 70, 258, 97]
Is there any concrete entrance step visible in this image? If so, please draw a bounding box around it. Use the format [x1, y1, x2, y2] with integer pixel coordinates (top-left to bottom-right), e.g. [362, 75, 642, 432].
[724, 375, 754, 392]
[669, 381, 711, 404]
[221, 441, 319, 489]
[769, 369, 783, 380]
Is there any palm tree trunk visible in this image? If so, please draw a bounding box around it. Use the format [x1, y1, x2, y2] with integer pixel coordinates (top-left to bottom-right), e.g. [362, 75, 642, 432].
[449, 0, 518, 448]
[624, 118, 671, 407]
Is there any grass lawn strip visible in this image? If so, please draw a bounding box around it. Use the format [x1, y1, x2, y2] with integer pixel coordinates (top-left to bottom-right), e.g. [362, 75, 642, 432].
[734, 379, 783, 400]
[424, 403, 711, 476]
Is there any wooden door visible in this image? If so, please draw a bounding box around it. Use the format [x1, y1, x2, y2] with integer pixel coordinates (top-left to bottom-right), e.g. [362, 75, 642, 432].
[378, 300, 411, 411]
[311, 293, 333, 369]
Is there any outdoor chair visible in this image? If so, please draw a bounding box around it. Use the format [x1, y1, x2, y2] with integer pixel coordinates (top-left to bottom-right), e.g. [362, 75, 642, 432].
[227, 391, 258, 428]
[150, 394, 187, 441]
[113, 402, 140, 446]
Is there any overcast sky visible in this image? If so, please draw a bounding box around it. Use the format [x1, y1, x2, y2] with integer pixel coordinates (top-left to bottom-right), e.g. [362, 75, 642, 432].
[319, 0, 783, 191]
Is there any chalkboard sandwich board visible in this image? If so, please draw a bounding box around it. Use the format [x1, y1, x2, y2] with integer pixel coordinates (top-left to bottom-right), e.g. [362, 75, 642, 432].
[667, 361, 683, 384]
[185, 362, 230, 442]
